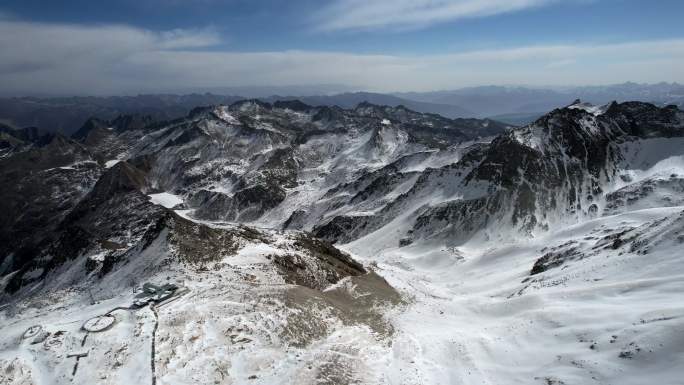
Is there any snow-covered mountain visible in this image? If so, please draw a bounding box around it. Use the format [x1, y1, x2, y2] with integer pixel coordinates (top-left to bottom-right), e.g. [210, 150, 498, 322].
[1, 99, 683, 384]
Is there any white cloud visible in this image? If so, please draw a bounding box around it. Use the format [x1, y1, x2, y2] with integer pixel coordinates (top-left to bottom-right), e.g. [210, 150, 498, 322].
[0, 21, 219, 75]
[157, 28, 222, 49]
[0, 19, 683, 95]
[312, 0, 561, 32]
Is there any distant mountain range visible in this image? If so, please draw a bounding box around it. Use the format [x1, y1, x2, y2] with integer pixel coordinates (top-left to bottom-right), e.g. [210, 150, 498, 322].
[1, 82, 682, 134]
[396, 82, 684, 122]
[262, 92, 475, 120]
[0, 94, 245, 134]
[0, 93, 473, 135]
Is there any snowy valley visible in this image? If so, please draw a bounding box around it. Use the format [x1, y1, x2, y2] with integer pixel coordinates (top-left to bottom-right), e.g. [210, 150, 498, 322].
[1, 99, 684, 385]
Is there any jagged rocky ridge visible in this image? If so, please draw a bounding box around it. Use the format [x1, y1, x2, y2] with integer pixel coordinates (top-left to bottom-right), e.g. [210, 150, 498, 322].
[312, 101, 684, 246]
[0, 99, 506, 294]
[3, 99, 684, 291]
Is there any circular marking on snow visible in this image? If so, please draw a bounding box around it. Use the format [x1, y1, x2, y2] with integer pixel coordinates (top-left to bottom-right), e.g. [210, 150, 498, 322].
[23, 325, 42, 339]
[82, 315, 116, 332]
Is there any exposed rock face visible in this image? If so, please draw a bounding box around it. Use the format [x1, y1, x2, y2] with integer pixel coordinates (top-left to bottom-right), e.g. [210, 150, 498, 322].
[2, 99, 683, 293]
[0, 124, 54, 153]
[190, 183, 287, 222]
[396, 101, 684, 246]
[0, 135, 101, 276]
[3, 160, 164, 292]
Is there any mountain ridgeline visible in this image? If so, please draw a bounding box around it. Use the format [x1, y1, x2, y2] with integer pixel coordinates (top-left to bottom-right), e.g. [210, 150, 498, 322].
[1, 99, 683, 295]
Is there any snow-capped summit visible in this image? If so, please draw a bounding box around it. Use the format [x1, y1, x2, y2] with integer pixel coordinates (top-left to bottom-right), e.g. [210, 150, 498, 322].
[567, 98, 610, 116]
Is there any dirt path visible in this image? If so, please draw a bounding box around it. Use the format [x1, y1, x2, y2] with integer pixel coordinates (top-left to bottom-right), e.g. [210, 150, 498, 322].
[150, 304, 159, 385]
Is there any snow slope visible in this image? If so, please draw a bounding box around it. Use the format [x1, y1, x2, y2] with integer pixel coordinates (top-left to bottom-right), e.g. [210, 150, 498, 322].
[2, 100, 684, 385]
[3, 207, 683, 384]
[343, 206, 684, 384]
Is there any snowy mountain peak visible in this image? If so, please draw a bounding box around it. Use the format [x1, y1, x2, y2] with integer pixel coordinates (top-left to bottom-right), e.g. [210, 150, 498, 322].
[567, 99, 610, 116]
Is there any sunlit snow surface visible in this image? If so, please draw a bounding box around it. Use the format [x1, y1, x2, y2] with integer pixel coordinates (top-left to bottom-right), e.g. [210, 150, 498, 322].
[148, 193, 184, 209]
[104, 159, 121, 169]
[344, 206, 684, 385]
[568, 102, 610, 116]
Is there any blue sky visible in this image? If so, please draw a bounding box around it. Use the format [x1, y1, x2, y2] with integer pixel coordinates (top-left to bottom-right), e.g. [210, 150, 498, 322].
[1, 0, 683, 95]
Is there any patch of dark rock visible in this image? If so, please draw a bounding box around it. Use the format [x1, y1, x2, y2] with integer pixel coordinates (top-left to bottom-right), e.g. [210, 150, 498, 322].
[168, 215, 242, 264]
[636, 316, 676, 325]
[258, 148, 298, 188]
[191, 182, 286, 222]
[273, 100, 312, 112]
[0, 136, 101, 273]
[530, 242, 581, 275]
[412, 194, 504, 243]
[591, 228, 634, 251]
[399, 238, 413, 247]
[4, 161, 170, 291]
[293, 234, 365, 277]
[313, 215, 371, 244]
[283, 209, 307, 230]
[533, 376, 566, 385]
[618, 342, 642, 359]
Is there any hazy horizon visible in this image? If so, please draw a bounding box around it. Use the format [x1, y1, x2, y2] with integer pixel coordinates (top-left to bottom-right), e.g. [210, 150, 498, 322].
[1, 81, 683, 99]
